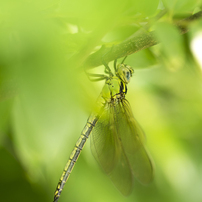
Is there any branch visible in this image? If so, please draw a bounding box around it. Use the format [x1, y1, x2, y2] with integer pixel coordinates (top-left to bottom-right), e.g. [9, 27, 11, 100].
[84, 11, 202, 69]
[175, 11, 202, 34]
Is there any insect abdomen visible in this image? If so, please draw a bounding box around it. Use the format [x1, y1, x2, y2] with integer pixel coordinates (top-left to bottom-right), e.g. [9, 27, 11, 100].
[53, 114, 99, 202]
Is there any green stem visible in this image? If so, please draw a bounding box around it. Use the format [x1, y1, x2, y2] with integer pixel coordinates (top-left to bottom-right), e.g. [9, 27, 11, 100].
[84, 11, 202, 69]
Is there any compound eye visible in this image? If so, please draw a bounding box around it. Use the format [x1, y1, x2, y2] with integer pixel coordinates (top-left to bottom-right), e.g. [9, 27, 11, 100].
[116, 64, 133, 83]
[123, 70, 130, 83]
[126, 71, 130, 81]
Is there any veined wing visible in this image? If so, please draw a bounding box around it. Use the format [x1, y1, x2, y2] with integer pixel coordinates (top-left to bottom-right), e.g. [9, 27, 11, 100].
[91, 103, 119, 174]
[91, 102, 133, 195]
[114, 98, 153, 185]
[91, 98, 153, 195]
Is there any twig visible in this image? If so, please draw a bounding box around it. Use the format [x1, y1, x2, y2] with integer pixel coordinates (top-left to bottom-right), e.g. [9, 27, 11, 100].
[84, 11, 202, 69]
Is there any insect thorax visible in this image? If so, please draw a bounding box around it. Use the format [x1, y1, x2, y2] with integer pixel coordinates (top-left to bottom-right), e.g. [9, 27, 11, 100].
[99, 76, 126, 103]
[98, 62, 133, 105]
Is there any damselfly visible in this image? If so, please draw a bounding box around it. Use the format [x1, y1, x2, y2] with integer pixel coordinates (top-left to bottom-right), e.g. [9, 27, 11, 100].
[53, 57, 153, 202]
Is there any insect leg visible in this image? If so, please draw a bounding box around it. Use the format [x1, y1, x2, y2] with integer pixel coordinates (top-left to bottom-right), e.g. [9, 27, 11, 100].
[101, 45, 115, 76]
[86, 72, 108, 82]
[121, 56, 128, 64]
[114, 59, 117, 72]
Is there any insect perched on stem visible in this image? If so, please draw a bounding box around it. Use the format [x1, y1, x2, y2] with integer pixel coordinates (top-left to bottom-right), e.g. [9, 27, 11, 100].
[53, 56, 153, 202]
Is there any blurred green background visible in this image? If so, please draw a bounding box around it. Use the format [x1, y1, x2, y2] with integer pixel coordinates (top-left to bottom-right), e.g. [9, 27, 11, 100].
[1, 0, 202, 202]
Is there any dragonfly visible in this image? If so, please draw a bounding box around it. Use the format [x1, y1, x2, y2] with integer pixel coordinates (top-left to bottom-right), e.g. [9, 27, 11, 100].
[53, 56, 153, 202]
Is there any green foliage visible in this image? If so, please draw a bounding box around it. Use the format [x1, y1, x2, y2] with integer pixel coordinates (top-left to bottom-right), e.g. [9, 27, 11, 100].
[0, 0, 202, 202]
[154, 22, 186, 70]
[162, 0, 200, 13]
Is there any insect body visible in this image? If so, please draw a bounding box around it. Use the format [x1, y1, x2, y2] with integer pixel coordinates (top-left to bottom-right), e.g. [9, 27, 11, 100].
[53, 59, 153, 202]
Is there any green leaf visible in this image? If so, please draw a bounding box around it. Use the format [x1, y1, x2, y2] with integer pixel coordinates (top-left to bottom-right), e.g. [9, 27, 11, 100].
[162, 0, 200, 13]
[154, 22, 186, 70]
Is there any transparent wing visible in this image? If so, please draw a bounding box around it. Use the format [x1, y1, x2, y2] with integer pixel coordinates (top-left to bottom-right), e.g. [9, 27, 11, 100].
[91, 104, 118, 174]
[91, 103, 133, 195]
[91, 98, 153, 195]
[109, 146, 133, 196]
[115, 98, 153, 184]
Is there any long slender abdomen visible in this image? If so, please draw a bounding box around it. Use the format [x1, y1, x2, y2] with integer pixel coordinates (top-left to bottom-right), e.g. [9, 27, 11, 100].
[53, 113, 99, 202]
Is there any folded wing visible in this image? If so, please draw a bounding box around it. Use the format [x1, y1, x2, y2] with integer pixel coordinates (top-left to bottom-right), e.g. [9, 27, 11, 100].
[91, 98, 153, 195]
